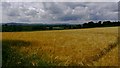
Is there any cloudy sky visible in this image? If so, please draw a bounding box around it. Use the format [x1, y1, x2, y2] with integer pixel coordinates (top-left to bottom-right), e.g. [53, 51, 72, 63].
[1, 2, 118, 24]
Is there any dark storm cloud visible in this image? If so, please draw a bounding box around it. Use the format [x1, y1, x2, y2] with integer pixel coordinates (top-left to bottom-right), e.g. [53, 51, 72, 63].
[2, 2, 118, 24]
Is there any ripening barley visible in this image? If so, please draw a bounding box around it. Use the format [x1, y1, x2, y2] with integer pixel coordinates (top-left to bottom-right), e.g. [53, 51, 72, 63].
[2, 27, 118, 66]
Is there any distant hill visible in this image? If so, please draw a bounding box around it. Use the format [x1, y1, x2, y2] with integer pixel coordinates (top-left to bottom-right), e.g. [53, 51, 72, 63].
[2, 22, 29, 26]
[2, 21, 120, 32]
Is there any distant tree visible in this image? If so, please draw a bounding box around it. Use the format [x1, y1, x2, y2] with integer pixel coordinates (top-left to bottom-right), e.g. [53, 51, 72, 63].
[49, 26, 53, 30]
[103, 21, 111, 27]
[97, 21, 102, 27]
[83, 23, 88, 28]
[72, 24, 81, 29]
[4, 24, 8, 26]
[88, 21, 95, 28]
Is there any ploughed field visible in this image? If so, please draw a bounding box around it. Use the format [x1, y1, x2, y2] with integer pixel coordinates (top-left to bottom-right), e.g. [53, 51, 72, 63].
[2, 27, 118, 66]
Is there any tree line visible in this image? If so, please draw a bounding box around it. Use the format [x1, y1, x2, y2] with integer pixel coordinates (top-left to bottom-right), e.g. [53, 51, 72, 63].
[2, 21, 120, 32]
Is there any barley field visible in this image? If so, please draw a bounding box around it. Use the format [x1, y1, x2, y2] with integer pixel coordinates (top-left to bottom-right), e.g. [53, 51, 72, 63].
[2, 27, 119, 66]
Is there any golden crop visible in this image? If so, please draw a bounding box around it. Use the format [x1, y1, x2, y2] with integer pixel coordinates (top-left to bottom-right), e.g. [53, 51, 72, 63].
[2, 27, 118, 66]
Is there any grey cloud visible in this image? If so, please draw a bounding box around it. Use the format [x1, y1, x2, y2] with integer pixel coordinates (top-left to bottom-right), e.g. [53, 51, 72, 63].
[24, 10, 38, 17]
[63, 2, 87, 9]
[2, 2, 11, 8]
[2, 2, 118, 24]
[18, 17, 30, 22]
[60, 14, 81, 21]
[7, 9, 20, 16]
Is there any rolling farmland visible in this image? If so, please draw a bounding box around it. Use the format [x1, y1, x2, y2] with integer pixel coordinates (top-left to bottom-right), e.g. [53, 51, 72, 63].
[2, 27, 118, 66]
